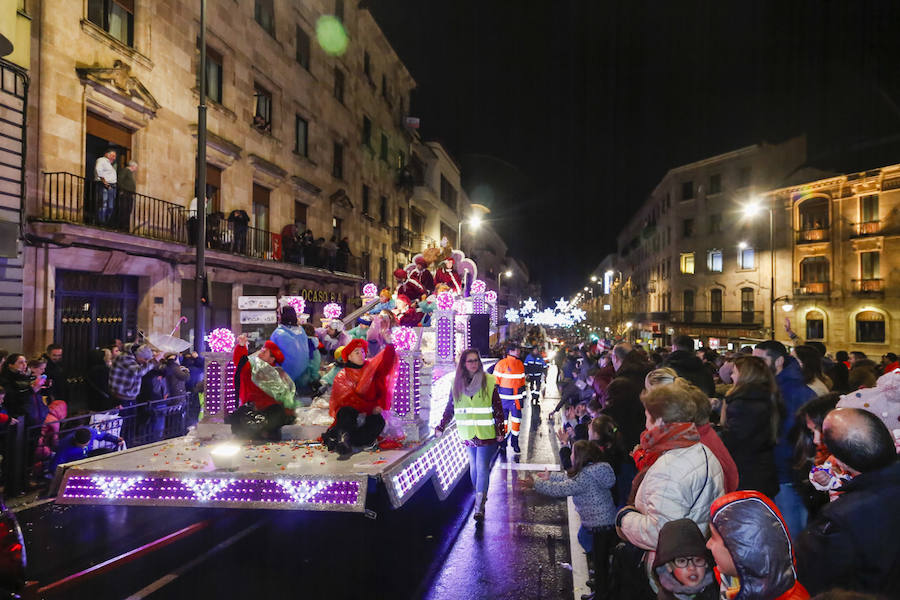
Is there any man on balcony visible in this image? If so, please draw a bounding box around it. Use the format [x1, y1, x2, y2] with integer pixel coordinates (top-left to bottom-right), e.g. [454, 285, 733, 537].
[93, 147, 117, 226]
[115, 160, 137, 232]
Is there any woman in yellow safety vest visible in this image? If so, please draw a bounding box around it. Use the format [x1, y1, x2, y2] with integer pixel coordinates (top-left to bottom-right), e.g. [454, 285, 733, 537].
[435, 348, 505, 522]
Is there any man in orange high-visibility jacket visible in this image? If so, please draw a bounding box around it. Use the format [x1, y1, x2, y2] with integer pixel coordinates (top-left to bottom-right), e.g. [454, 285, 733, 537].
[490, 344, 527, 453]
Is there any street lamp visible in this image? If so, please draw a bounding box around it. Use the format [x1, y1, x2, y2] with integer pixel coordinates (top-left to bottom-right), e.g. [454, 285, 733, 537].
[742, 199, 777, 339]
[457, 215, 482, 252]
[590, 275, 598, 282]
[497, 269, 512, 293]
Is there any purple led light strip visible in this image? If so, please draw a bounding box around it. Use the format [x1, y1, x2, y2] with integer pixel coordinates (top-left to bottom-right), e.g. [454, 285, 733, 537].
[389, 425, 468, 502]
[224, 362, 237, 414]
[60, 475, 361, 507]
[205, 361, 222, 415]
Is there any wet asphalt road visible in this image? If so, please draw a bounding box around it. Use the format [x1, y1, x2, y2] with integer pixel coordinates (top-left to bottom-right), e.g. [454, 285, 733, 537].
[18, 376, 574, 600]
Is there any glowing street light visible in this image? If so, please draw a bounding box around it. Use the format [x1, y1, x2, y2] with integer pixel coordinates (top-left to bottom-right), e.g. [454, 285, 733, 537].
[738, 241, 748, 250]
[590, 275, 598, 282]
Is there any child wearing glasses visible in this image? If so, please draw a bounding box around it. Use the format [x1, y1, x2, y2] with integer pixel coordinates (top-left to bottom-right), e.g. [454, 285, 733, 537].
[652, 518, 718, 600]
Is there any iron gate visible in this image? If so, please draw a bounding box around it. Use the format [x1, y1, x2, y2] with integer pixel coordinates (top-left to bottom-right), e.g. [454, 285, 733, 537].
[54, 270, 139, 378]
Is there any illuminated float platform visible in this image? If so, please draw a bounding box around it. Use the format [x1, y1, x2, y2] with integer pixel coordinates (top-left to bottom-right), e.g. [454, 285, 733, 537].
[53, 268, 501, 514]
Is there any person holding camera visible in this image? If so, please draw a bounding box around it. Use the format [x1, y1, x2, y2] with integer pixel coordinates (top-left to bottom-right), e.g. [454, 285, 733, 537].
[0, 353, 49, 427]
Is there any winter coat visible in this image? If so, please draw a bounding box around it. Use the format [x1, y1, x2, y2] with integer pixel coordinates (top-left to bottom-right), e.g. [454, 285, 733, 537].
[710, 492, 810, 600]
[50, 427, 122, 473]
[661, 351, 715, 397]
[620, 442, 725, 552]
[42, 356, 69, 402]
[601, 376, 646, 451]
[85, 350, 113, 411]
[534, 462, 616, 528]
[164, 359, 190, 399]
[181, 354, 206, 392]
[34, 400, 67, 466]
[774, 359, 816, 483]
[720, 385, 780, 497]
[697, 423, 739, 494]
[795, 460, 900, 597]
[0, 368, 44, 423]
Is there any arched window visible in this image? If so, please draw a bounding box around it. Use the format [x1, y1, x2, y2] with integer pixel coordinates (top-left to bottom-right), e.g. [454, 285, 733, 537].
[798, 197, 829, 233]
[741, 288, 754, 324]
[806, 310, 824, 340]
[856, 311, 885, 344]
[710, 289, 723, 323]
[683, 290, 695, 322]
[800, 257, 830, 294]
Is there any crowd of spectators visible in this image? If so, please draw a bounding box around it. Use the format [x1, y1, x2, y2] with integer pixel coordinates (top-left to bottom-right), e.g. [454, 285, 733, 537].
[280, 223, 353, 272]
[541, 332, 899, 599]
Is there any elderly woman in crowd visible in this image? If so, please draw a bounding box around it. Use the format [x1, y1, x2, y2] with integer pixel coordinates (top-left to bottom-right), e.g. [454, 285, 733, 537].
[616, 379, 725, 582]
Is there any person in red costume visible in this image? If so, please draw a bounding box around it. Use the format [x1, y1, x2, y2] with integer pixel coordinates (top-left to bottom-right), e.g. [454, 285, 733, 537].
[410, 255, 435, 295]
[230, 334, 295, 439]
[394, 267, 427, 301]
[434, 257, 463, 295]
[323, 333, 397, 458]
[394, 294, 423, 327]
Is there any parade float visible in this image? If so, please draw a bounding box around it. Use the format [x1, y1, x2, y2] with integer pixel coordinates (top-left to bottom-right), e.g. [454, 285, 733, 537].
[51, 245, 502, 515]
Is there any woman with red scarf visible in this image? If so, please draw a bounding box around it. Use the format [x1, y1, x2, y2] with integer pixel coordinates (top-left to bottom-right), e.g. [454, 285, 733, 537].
[615, 380, 725, 583]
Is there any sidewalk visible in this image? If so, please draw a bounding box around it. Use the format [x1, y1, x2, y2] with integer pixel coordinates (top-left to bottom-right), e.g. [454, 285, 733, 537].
[425, 367, 583, 600]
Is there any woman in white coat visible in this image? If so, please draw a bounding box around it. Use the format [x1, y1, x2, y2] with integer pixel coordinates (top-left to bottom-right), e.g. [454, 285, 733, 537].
[616, 379, 725, 572]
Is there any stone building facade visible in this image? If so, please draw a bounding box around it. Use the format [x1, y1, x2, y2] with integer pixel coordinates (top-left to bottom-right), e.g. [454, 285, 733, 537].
[19, 0, 435, 364]
[605, 136, 809, 349]
[762, 164, 900, 353]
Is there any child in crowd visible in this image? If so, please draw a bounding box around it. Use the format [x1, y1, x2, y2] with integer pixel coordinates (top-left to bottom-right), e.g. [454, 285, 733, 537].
[49, 426, 124, 474]
[652, 519, 718, 600]
[524, 440, 616, 600]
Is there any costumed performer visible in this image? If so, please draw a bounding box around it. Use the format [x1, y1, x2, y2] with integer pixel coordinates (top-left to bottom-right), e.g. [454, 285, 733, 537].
[321, 347, 346, 388]
[346, 315, 372, 341]
[434, 257, 463, 295]
[367, 310, 396, 357]
[315, 318, 350, 363]
[295, 323, 322, 395]
[395, 268, 427, 301]
[410, 255, 435, 295]
[367, 288, 395, 315]
[394, 294, 424, 327]
[229, 334, 297, 440]
[323, 333, 398, 458]
[270, 305, 309, 386]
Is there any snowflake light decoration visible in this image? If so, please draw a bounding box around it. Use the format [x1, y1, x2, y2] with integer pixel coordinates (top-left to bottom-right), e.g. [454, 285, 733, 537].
[570, 307, 587, 322]
[471, 279, 486, 294]
[205, 328, 236, 353]
[323, 302, 343, 320]
[437, 292, 455, 311]
[392, 326, 418, 352]
[362, 283, 378, 297]
[485, 290, 497, 303]
[505, 308, 520, 323]
[521, 298, 538, 314]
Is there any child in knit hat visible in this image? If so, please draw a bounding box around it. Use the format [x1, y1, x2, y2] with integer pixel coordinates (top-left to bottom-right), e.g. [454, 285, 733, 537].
[652, 518, 718, 600]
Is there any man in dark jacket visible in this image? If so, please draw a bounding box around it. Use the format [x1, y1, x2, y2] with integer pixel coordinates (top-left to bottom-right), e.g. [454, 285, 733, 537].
[753, 339, 816, 538]
[795, 408, 900, 597]
[42, 343, 69, 404]
[662, 335, 715, 396]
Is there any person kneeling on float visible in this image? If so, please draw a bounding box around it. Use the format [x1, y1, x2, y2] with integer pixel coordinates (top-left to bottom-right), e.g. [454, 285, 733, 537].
[323, 333, 397, 459]
[229, 334, 297, 441]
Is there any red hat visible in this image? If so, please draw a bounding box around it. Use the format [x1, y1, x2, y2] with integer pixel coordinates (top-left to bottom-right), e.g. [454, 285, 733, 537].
[263, 340, 285, 365]
[414, 256, 428, 267]
[396, 294, 412, 306]
[341, 338, 368, 362]
[393, 268, 408, 280]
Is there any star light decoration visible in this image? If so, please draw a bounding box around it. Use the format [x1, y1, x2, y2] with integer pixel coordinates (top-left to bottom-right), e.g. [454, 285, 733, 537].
[507, 297, 587, 329]
[205, 328, 236, 353]
[323, 302, 343, 320]
[521, 298, 538, 314]
[555, 298, 570, 312]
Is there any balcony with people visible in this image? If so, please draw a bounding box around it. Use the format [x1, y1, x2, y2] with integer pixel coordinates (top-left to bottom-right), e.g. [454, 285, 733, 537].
[796, 255, 830, 296]
[36, 171, 364, 277]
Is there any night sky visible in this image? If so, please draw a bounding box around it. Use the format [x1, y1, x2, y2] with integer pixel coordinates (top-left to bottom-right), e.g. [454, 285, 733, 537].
[368, 1, 900, 300]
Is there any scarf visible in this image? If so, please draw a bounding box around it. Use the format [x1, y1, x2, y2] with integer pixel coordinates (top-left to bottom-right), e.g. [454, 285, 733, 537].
[628, 422, 700, 504]
[463, 370, 484, 398]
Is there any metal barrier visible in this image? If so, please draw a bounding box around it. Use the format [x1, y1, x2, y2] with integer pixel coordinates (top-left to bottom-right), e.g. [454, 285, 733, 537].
[2, 395, 190, 496]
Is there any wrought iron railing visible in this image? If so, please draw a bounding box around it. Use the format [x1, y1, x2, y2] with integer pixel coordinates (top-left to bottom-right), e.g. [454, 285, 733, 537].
[852, 278, 884, 293]
[669, 310, 763, 325]
[796, 228, 830, 243]
[852, 221, 881, 237]
[795, 282, 830, 295]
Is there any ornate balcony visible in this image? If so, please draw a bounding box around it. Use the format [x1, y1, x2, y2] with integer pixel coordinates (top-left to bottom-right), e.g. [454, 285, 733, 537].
[795, 282, 830, 296]
[669, 311, 763, 326]
[852, 278, 884, 295]
[796, 228, 830, 244]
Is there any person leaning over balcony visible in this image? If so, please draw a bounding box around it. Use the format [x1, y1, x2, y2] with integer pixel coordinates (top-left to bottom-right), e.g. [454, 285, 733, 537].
[115, 160, 137, 232]
[93, 147, 117, 225]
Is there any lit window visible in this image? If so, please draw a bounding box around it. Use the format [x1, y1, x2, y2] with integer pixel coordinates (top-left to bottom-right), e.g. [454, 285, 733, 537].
[707, 249, 722, 272]
[88, 0, 134, 46]
[680, 252, 694, 274]
[856, 310, 885, 344]
[738, 247, 755, 270]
